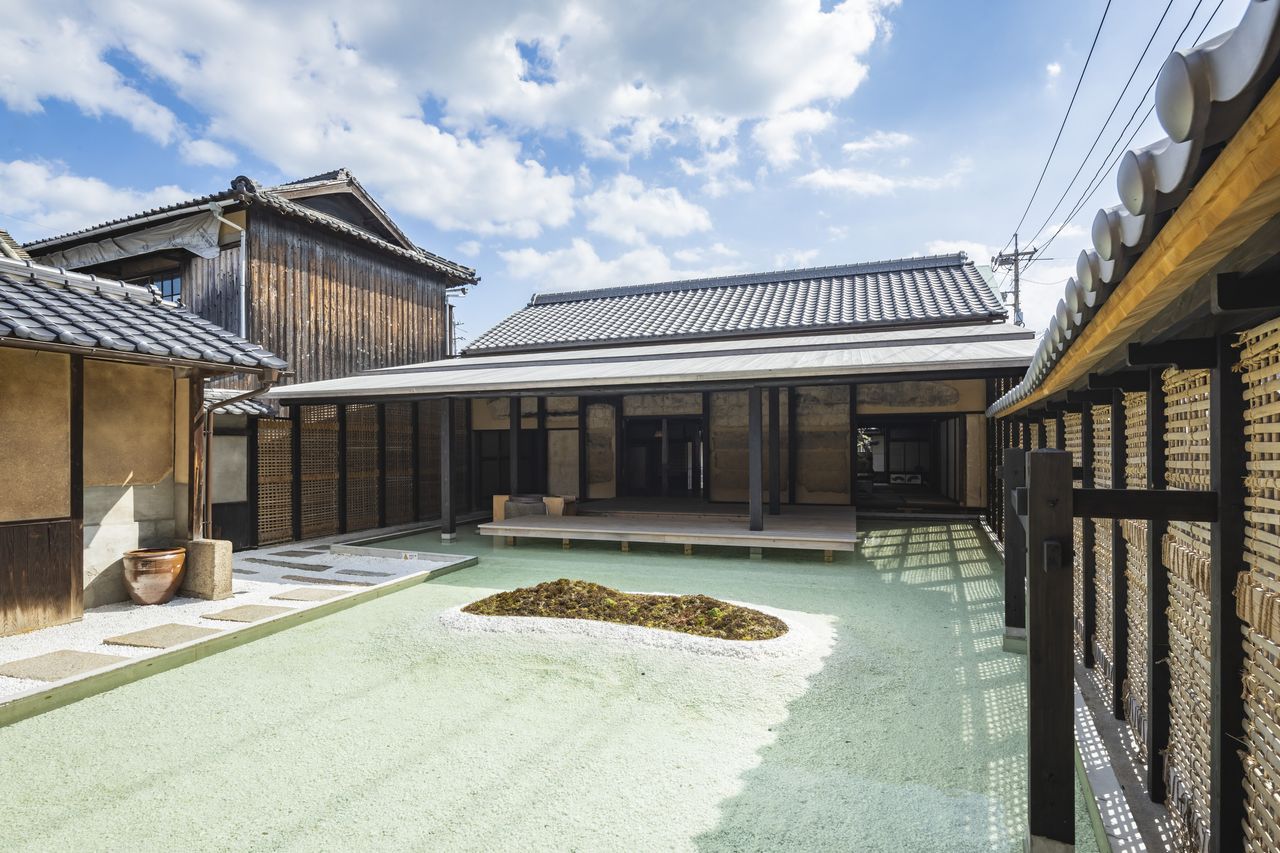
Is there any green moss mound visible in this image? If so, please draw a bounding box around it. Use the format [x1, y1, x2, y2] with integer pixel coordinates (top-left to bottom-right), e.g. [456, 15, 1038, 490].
[462, 578, 788, 641]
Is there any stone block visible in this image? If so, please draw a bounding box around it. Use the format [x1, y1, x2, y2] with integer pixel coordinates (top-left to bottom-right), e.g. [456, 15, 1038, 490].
[181, 538, 234, 601]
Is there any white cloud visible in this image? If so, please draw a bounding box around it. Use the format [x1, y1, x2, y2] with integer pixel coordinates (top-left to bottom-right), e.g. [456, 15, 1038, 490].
[677, 145, 751, 197]
[752, 108, 834, 168]
[841, 130, 913, 158]
[179, 138, 237, 168]
[797, 157, 971, 195]
[580, 174, 711, 244]
[673, 242, 738, 263]
[0, 160, 193, 241]
[773, 248, 820, 268]
[456, 239, 482, 257]
[1046, 61, 1062, 79]
[827, 225, 850, 241]
[501, 238, 744, 291]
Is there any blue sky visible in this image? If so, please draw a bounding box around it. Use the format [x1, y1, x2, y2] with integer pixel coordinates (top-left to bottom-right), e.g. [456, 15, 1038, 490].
[0, 0, 1248, 344]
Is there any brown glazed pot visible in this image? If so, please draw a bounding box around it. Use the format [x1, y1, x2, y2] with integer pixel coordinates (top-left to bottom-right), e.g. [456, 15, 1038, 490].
[122, 547, 187, 605]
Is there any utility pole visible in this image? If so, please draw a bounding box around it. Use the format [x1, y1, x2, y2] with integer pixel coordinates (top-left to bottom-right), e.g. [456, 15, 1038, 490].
[992, 233, 1036, 327]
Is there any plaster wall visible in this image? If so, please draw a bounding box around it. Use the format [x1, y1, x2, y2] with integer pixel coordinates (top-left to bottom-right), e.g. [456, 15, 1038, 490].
[585, 403, 616, 499]
[624, 393, 701, 417]
[708, 390, 791, 503]
[0, 349, 70, 521]
[793, 386, 852, 504]
[964, 413, 987, 508]
[547, 430, 580, 497]
[211, 435, 248, 504]
[857, 378, 985, 415]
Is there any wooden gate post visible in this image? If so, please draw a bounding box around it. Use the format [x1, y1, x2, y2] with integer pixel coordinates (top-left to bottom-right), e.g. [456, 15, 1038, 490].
[1025, 447, 1075, 851]
[1001, 447, 1027, 653]
[440, 397, 455, 542]
[1144, 368, 1170, 800]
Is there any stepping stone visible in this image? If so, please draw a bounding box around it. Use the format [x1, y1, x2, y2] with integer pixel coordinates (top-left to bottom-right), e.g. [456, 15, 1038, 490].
[270, 549, 324, 558]
[336, 568, 393, 578]
[104, 623, 222, 649]
[243, 558, 332, 572]
[202, 604, 295, 623]
[0, 650, 129, 682]
[281, 574, 372, 587]
[300, 546, 331, 553]
[270, 587, 346, 602]
[233, 568, 259, 576]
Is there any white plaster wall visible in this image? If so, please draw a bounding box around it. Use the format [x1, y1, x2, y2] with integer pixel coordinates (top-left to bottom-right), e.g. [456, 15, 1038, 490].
[83, 477, 179, 608]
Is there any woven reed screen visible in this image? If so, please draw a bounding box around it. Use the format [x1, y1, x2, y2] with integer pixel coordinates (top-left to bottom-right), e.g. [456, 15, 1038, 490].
[1030, 420, 1043, 450]
[1163, 367, 1213, 852]
[298, 405, 339, 539]
[1092, 403, 1115, 687]
[1046, 417, 1059, 450]
[256, 417, 293, 545]
[1236, 318, 1280, 852]
[1122, 391, 1150, 754]
[384, 403, 415, 526]
[345, 404, 380, 531]
[1064, 412, 1085, 656]
[417, 400, 442, 520]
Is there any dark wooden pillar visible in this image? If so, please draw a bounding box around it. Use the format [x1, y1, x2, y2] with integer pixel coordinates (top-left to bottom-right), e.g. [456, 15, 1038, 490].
[768, 387, 781, 515]
[247, 413, 260, 545]
[410, 402, 421, 521]
[577, 397, 589, 500]
[613, 397, 624, 496]
[1208, 332, 1246, 853]
[336, 404, 348, 534]
[508, 397, 520, 495]
[787, 387, 798, 505]
[1109, 390, 1129, 718]
[1026, 448, 1075, 849]
[535, 397, 546, 494]
[376, 404, 387, 528]
[1081, 404, 1097, 669]
[660, 416, 669, 498]
[1145, 368, 1170, 800]
[440, 397, 455, 541]
[464, 400, 474, 511]
[848, 383, 858, 506]
[748, 387, 763, 531]
[701, 391, 712, 501]
[290, 403, 303, 541]
[188, 373, 205, 541]
[70, 357, 84, 598]
[1001, 448, 1026, 641]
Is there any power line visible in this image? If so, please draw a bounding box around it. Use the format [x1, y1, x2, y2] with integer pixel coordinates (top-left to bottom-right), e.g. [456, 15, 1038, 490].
[1006, 0, 1115, 243]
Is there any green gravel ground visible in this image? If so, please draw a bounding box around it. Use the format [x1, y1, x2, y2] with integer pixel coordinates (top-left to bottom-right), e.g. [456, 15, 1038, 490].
[0, 521, 1099, 852]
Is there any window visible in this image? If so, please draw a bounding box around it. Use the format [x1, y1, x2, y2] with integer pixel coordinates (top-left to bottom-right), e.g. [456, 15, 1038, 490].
[126, 272, 182, 302]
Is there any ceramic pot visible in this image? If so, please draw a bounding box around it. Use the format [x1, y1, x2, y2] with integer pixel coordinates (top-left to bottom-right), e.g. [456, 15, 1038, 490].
[122, 547, 187, 605]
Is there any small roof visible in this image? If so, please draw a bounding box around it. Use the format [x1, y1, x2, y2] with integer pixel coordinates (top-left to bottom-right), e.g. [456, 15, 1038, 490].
[464, 253, 1005, 354]
[268, 322, 1035, 403]
[204, 386, 273, 416]
[0, 257, 286, 372]
[0, 228, 31, 261]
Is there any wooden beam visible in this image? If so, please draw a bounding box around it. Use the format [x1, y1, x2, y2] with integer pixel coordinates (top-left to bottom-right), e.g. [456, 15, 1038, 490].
[188, 373, 204, 541]
[247, 414, 260, 546]
[1088, 371, 1150, 393]
[1108, 390, 1128, 719]
[660, 416, 670, 499]
[1081, 404, 1097, 669]
[1145, 369, 1171, 801]
[410, 401, 421, 521]
[463, 399, 474, 512]
[1071, 488, 1217, 521]
[536, 396, 547, 494]
[376, 404, 387, 529]
[768, 387, 781, 515]
[848, 383, 858, 506]
[69, 355, 84, 613]
[1208, 332, 1246, 853]
[1001, 449, 1027, 637]
[578, 397, 588, 500]
[1127, 338, 1217, 369]
[509, 397, 520, 495]
[613, 397, 624, 497]
[748, 387, 763, 531]
[440, 397, 455, 540]
[1025, 448, 1075, 848]
[1065, 389, 1115, 405]
[1211, 270, 1280, 313]
[335, 405, 347, 534]
[787, 387, 798, 506]
[702, 391, 712, 502]
[290, 402, 303, 542]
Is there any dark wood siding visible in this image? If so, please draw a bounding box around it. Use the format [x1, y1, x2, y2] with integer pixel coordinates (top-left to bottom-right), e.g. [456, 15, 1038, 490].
[0, 519, 81, 636]
[184, 245, 243, 335]
[247, 210, 450, 386]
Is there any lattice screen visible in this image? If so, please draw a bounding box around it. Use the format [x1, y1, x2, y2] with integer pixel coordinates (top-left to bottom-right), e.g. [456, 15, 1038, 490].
[300, 405, 339, 539]
[1236, 318, 1280, 852]
[1063, 412, 1085, 657]
[345, 404, 380, 531]
[256, 417, 293, 545]
[384, 402, 415, 526]
[1122, 391, 1149, 755]
[1045, 416, 1059, 450]
[417, 400, 442, 520]
[1163, 367, 1213, 852]
[1092, 403, 1115, 688]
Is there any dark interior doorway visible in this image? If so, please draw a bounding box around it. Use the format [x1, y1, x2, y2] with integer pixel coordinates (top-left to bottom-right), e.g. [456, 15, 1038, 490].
[621, 417, 703, 498]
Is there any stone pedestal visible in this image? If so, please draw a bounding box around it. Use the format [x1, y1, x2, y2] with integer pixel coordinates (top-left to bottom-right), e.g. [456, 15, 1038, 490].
[180, 538, 233, 601]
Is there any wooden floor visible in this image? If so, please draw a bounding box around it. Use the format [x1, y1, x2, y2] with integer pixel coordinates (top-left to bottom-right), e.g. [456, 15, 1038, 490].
[479, 501, 858, 554]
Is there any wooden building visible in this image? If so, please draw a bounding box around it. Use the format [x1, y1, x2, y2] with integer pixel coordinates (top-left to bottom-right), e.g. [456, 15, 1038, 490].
[986, 3, 1280, 849]
[0, 253, 283, 636]
[22, 169, 477, 549]
[267, 254, 1036, 546]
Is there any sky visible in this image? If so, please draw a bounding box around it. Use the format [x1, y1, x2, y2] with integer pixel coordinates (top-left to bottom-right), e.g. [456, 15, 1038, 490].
[0, 0, 1250, 347]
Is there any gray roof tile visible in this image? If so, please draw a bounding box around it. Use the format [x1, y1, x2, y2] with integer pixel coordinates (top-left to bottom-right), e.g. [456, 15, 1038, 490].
[0, 258, 286, 371]
[466, 254, 1004, 354]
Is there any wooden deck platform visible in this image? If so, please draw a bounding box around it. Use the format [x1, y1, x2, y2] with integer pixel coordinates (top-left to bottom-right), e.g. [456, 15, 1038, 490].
[478, 501, 858, 556]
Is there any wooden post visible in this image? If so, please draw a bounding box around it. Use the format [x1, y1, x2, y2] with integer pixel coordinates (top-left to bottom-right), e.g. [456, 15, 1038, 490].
[188, 374, 205, 541]
[464, 400, 474, 512]
[536, 396, 546, 494]
[701, 391, 712, 501]
[748, 387, 763, 531]
[410, 402, 421, 521]
[660, 416, 670, 498]
[1081, 404, 1097, 669]
[787, 387, 798, 505]
[247, 413, 260, 546]
[376, 404, 387, 529]
[578, 397, 589, 500]
[440, 397, 455, 542]
[509, 397, 520, 496]
[1208, 332, 1246, 853]
[768, 387, 781, 515]
[1001, 448, 1027, 651]
[336, 405, 348, 534]
[1145, 368, 1170, 800]
[290, 403, 303, 542]
[613, 397, 624, 496]
[70, 356, 84, 609]
[848, 384, 858, 506]
[1108, 390, 1128, 718]
[1025, 448, 1075, 851]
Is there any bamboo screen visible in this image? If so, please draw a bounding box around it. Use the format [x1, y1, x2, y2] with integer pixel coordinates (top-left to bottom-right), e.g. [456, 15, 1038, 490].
[1064, 412, 1085, 656]
[1092, 403, 1115, 687]
[256, 417, 293, 545]
[1237, 318, 1280, 852]
[1046, 416, 1059, 450]
[417, 400, 442, 520]
[345, 404, 380, 531]
[1163, 367, 1213, 853]
[384, 403, 415, 526]
[299, 405, 339, 539]
[1122, 391, 1150, 755]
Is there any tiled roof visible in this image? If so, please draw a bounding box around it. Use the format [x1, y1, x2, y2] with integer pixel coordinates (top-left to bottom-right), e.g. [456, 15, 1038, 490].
[0, 228, 31, 261]
[21, 173, 477, 284]
[204, 386, 273, 416]
[0, 257, 286, 371]
[990, 0, 1280, 415]
[465, 254, 1005, 354]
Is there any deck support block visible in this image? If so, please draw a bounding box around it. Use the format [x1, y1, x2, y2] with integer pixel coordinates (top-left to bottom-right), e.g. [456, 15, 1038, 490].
[749, 546, 763, 560]
[823, 549, 832, 563]
[441, 533, 457, 543]
[562, 538, 571, 550]
[683, 544, 693, 556]
[621, 541, 630, 553]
